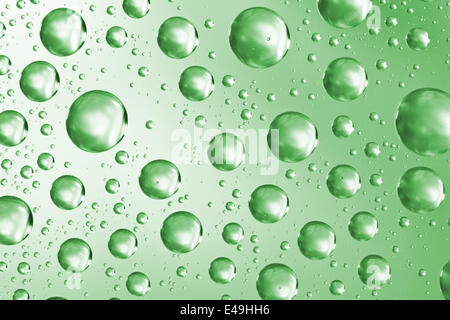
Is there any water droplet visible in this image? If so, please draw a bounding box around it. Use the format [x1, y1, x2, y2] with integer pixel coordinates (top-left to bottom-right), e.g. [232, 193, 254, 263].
[406, 28, 430, 50]
[395, 88, 449, 156]
[139, 159, 180, 199]
[50, 175, 85, 210]
[209, 257, 236, 284]
[179, 66, 214, 101]
[323, 57, 368, 102]
[222, 223, 244, 245]
[249, 184, 289, 223]
[20, 61, 59, 102]
[108, 229, 138, 259]
[298, 221, 336, 260]
[160, 211, 202, 253]
[348, 211, 378, 241]
[0, 110, 28, 147]
[157, 17, 198, 59]
[106, 26, 128, 48]
[326, 165, 361, 199]
[268, 112, 318, 162]
[440, 261, 450, 300]
[207, 133, 245, 171]
[66, 90, 128, 153]
[40, 8, 87, 56]
[122, 0, 150, 19]
[57, 238, 92, 272]
[397, 167, 445, 213]
[358, 255, 391, 288]
[318, 0, 372, 29]
[0, 196, 33, 245]
[229, 7, 290, 68]
[256, 263, 298, 300]
[332, 115, 354, 138]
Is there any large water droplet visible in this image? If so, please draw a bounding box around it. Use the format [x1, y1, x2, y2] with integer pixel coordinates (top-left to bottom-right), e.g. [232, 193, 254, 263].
[106, 26, 128, 48]
[222, 223, 244, 245]
[249, 184, 289, 223]
[326, 164, 361, 199]
[207, 133, 245, 171]
[108, 229, 138, 259]
[50, 175, 85, 210]
[160, 211, 202, 254]
[57, 238, 92, 272]
[0, 110, 28, 147]
[179, 66, 214, 101]
[256, 263, 298, 300]
[139, 159, 180, 199]
[157, 17, 198, 59]
[122, 0, 150, 19]
[40, 8, 87, 56]
[298, 221, 336, 260]
[318, 0, 372, 29]
[229, 7, 290, 68]
[397, 167, 445, 213]
[208, 257, 236, 284]
[358, 255, 391, 289]
[348, 211, 378, 241]
[406, 28, 430, 50]
[20, 61, 59, 102]
[126, 271, 150, 296]
[267, 111, 318, 163]
[323, 57, 368, 102]
[66, 90, 128, 153]
[0, 196, 33, 245]
[440, 261, 450, 300]
[395, 88, 449, 156]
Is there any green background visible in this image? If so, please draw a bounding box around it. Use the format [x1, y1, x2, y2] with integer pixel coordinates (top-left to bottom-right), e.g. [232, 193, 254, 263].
[0, 0, 448, 299]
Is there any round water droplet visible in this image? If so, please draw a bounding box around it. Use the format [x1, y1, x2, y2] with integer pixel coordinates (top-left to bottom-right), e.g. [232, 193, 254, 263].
[0, 196, 33, 245]
[249, 184, 289, 223]
[179, 66, 214, 101]
[0, 55, 11, 75]
[329, 280, 345, 295]
[40, 8, 87, 56]
[106, 26, 128, 48]
[256, 263, 298, 300]
[37, 152, 54, 170]
[326, 165, 361, 199]
[209, 257, 236, 284]
[406, 28, 430, 50]
[229, 7, 290, 69]
[157, 17, 198, 59]
[57, 238, 92, 272]
[207, 133, 245, 171]
[0, 110, 28, 147]
[397, 167, 445, 213]
[108, 229, 138, 259]
[267, 111, 318, 163]
[323, 57, 368, 102]
[139, 159, 180, 199]
[358, 255, 391, 289]
[298, 221, 336, 260]
[66, 90, 128, 153]
[160, 211, 202, 254]
[50, 175, 85, 210]
[122, 0, 150, 19]
[222, 223, 244, 245]
[332, 115, 354, 138]
[440, 261, 450, 300]
[126, 272, 150, 296]
[20, 61, 59, 102]
[348, 211, 378, 241]
[395, 88, 449, 156]
[318, 0, 372, 29]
